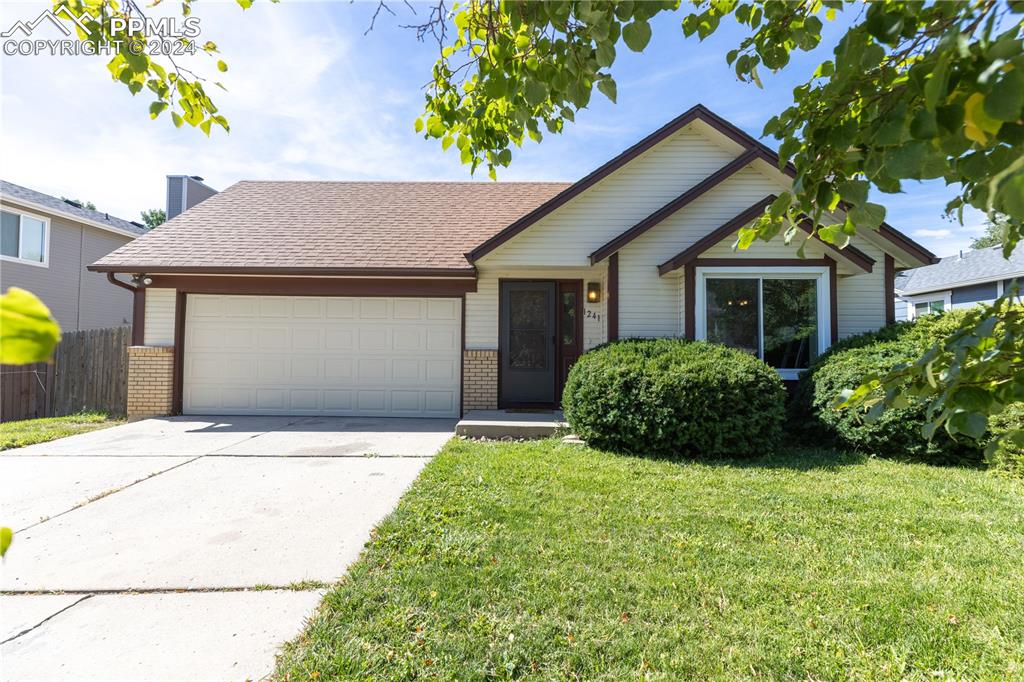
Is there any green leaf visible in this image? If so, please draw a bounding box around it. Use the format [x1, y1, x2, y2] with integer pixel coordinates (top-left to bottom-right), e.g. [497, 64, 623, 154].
[171, 111, 184, 128]
[597, 77, 617, 103]
[149, 101, 168, 119]
[884, 141, 927, 179]
[948, 410, 988, 440]
[984, 69, 1024, 122]
[0, 527, 10, 558]
[622, 20, 652, 52]
[0, 287, 61, 364]
[848, 202, 886, 231]
[524, 78, 546, 106]
[217, 60, 228, 73]
[768, 193, 791, 219]
[596, 41, 616, 68]
[837, 179, 869, 206]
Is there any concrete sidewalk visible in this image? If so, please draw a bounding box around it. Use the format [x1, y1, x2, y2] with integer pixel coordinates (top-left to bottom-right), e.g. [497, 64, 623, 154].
[0, 416, 453, 681]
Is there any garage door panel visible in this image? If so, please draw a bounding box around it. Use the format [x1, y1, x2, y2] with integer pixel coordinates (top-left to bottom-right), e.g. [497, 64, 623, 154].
[259, 298, 289, 318]
[184, 295, 461, 417]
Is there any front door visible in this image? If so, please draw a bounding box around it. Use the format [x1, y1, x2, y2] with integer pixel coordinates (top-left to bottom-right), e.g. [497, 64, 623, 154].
[500, 281, 556, 405]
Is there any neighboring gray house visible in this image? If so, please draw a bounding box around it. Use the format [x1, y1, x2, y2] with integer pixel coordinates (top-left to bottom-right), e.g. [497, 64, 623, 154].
[894, 245, 1024, 321]
[1, 180, 147, 332]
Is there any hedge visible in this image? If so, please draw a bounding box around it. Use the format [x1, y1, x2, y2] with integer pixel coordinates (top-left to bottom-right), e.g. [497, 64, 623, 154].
[562, 339, 786, 458]
[794, 310, 983, 464]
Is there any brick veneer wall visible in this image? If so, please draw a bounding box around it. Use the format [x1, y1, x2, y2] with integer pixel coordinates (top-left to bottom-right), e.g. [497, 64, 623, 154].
[127, 346, 174, 419]
[463, 349, 498, 411]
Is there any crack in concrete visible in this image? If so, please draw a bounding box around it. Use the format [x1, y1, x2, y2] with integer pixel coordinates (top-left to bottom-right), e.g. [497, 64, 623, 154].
[15, 456, 204, 533]
[0, 594, 93, 645]
[205, 415, 316, 456]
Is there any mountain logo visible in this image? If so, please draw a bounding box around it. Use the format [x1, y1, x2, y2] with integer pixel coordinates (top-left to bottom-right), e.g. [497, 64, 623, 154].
[1, 6, 94, 39]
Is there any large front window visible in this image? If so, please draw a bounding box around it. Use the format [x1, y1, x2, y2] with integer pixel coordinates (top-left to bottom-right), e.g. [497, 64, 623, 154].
[698, 267, 829, 380]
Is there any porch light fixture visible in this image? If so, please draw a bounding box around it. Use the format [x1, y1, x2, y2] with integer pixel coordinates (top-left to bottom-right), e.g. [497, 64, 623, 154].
[587, 281, 602, 303]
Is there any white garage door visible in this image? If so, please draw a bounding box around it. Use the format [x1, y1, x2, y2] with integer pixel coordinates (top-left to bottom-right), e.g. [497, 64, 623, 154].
[183, 295, 461, 417]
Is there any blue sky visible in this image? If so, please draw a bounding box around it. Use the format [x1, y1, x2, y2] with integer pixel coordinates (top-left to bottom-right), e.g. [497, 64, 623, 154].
[0, 1, 987, 256]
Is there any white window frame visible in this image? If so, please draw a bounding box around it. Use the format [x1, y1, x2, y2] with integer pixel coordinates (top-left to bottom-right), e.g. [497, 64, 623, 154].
[905, 291, 951, 320]
[694, 265, 831, 381]
[0, 208, 50, 268]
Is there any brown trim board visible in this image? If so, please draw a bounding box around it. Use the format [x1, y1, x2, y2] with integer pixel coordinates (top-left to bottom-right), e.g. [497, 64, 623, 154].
[172, 291, 186, 415]
[608, 253, 619, 341]
[884, 254, 896, 325]
[828, 256, 839, 344]
[88, 265, 478, 278]
[132, 288, 146, 346]
[147, 275, 476, 297]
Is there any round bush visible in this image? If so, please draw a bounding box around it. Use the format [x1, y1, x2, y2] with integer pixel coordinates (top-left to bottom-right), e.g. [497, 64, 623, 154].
[790, 311, 971, 433]
[806, 339, 981, 465]
[561, 339, 786, 458]
[987, 402, 1024, 476]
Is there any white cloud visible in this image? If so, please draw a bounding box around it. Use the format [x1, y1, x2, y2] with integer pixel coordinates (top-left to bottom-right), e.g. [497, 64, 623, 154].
[913, 228, 952, 238]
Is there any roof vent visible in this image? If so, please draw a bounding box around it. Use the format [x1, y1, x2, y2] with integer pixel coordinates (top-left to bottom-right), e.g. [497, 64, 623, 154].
[63, 198, 82, 209]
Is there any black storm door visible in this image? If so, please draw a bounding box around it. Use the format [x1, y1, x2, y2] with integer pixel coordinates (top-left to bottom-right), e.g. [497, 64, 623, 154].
[500, 281, 556, 405]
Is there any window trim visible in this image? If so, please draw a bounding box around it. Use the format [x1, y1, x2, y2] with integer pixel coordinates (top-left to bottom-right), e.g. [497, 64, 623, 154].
[694, 265, 831, 381]
[0, 208, 50, 268]
[904, 290, 951, 320]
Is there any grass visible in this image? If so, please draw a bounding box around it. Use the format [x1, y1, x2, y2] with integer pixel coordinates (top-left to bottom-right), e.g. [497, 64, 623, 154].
[0, 412, 122, 451]
[276, 439, 1024, 681]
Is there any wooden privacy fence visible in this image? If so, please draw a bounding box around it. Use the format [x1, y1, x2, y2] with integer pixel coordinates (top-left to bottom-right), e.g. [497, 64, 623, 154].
[0, 326, 130, 422]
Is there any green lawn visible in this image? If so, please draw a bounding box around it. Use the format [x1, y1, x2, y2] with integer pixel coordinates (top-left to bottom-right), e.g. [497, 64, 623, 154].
[0, 412, 122, 450]
[276, 439, 1024, 681]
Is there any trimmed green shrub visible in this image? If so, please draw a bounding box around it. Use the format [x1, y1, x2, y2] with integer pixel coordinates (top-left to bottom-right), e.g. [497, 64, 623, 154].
[562, 339, 786, 458]
[790, 311, 971, 431]
[987, 403, 1024, 476]
[805, 339, 980, 464]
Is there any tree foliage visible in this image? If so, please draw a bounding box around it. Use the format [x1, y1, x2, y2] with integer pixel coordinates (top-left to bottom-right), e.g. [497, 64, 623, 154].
[60, 196, 96, 210]
[52, 0, 255, 135]
[140, 208, 166, 229]
[971, 214, 1011, 248]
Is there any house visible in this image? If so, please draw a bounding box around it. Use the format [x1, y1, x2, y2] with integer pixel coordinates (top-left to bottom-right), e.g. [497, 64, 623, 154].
[88, 105, 937, 420]
[894, 245, 1024, 320]
[1, 179, 147, 332]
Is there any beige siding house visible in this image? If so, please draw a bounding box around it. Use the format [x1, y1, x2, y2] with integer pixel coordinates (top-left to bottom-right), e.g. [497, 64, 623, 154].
[89, 105, 937, 420]
[1, 180, 146, 332]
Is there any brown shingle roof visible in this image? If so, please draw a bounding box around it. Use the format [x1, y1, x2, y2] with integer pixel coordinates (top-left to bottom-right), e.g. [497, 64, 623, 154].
[90, 181, 570, 275]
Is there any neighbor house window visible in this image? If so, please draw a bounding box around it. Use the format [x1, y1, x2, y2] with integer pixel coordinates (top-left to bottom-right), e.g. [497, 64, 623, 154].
[696, 267, 829, 380]
[914, 300, 945, 317]
[1, 210, 48, 265]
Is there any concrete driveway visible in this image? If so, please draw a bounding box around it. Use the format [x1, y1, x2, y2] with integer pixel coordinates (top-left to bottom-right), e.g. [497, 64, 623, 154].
[0, 416, 454, 681]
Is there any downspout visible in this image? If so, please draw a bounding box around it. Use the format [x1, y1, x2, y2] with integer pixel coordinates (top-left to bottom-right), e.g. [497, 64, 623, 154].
[106, 273, 145, 345]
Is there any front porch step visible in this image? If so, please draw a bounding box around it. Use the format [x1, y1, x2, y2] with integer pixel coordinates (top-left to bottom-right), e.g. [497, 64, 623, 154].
[456, 410, 568, 439]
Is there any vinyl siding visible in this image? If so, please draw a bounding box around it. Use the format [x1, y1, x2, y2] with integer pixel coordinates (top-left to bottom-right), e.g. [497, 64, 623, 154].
[836, 240, 887, 339]
[0, 205, 133, 331]
[78, 227, 135, 329]
[144, 288, 177, 346]
[478, 127, 740, 268]
[465, 266, 607, 350]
